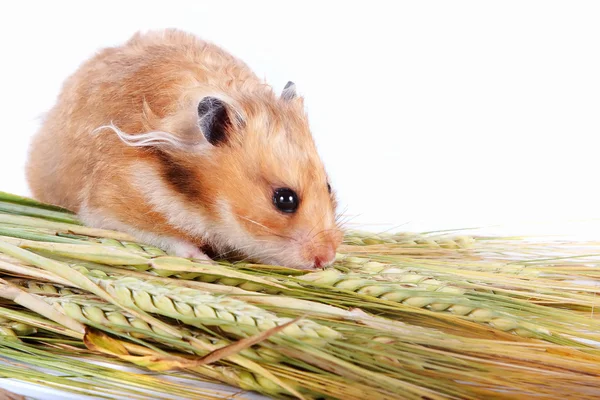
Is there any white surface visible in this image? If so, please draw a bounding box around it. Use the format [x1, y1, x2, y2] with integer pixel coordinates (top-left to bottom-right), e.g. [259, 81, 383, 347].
[0, 1, 600, 398]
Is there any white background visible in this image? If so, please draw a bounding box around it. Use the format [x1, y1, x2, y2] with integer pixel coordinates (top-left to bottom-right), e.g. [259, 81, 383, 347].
[1, 0, 599, 238]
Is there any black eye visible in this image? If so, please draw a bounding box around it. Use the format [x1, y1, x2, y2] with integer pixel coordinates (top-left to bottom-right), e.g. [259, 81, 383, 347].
[327, 182, 332, 193]
[273, 188, 299, 213]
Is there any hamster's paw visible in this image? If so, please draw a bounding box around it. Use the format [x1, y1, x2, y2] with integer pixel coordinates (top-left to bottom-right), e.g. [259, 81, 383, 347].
[166, 239, 211, 261]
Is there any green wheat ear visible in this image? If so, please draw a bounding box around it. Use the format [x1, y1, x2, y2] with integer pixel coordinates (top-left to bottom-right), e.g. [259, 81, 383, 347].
[1, 190, 600, 399]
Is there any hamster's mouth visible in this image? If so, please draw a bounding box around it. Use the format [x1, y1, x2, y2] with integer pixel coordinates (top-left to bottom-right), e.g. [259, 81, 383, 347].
[201, 236, 337, 270]
[257, 253, 335, 271]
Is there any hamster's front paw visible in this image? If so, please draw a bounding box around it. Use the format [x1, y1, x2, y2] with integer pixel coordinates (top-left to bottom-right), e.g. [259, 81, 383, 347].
[167, 239, 212, 261]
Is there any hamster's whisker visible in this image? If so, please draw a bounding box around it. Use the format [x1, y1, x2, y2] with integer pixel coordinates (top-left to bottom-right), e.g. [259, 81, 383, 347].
[335, 206, 350, 220]
[330, 210, 354, 232]
[334, 213, 359, 230]
[236, 215, 296, 242]
[335, 210, 356, 229]
[334, 207, 349, 223]
[306, 210, 330, 242]
[214, 240, 274, 259]
[334, 213, 351, 225]
[310, 228, 342, 244]
[231, 247, 275, 265]
[305, 216, 321, 241]
[216, 238, 283, 264]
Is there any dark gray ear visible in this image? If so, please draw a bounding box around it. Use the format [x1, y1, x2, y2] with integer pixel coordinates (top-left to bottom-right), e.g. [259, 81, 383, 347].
[281, 81, 297, 101]
[197, 97, 230, 146]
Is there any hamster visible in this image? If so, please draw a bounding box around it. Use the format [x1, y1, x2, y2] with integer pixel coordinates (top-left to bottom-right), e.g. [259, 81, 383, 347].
[26, 29, 342, 270]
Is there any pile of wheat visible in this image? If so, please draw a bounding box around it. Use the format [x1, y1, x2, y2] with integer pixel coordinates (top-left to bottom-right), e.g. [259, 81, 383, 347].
[0, 191, 599, 399]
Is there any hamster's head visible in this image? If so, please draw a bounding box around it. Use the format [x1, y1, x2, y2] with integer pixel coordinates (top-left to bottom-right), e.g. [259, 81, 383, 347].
[151, 82, 343, 269]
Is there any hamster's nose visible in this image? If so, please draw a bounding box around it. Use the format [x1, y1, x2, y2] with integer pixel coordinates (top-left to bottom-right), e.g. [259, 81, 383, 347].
[313, 246, 336, 269]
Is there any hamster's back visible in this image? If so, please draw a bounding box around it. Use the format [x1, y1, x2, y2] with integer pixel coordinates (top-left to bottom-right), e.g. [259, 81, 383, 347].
[26, 29, 257, 211]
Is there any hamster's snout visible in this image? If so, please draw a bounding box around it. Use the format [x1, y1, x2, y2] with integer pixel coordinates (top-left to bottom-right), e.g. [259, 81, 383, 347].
[313, 246, 336, 268]
[300, 229, 342, 269]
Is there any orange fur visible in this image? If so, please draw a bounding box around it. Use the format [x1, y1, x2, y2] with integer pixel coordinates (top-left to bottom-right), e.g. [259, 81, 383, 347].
[26, 29, 342, 269]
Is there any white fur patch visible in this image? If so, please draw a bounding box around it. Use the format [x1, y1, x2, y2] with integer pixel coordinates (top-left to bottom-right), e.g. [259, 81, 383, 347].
[128, 162, 210, 240]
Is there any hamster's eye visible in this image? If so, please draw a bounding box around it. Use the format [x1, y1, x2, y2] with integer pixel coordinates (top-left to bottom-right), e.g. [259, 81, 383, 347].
[327, 182, 332, 193]
[273, 188, 299, 213]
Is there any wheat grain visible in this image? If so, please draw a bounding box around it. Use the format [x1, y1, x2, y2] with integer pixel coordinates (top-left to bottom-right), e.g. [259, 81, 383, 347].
[344, 230, 476, 248]
[94, 276, 341, 342]
[336, 253, 542, 276]
[298, 268, 551, 337]
[0, 316, 36, 338]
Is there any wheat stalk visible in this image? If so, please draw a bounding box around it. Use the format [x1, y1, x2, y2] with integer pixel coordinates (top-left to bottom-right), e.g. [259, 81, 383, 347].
[0, 241, 309, 398]
[43, 237, 592, 343]
[0, 336, 248, 400]
[42, 293, 277, 360]
[336, 253, 542, 276]
[3, 191, 600, 399]
[296, 269, 546, 336]
[0, 288, 302, 397]
[334, 252, 600, 310]
[10, 289, 402, 398]
[343, 230, 476, 248]
[96, 276, 341, 342]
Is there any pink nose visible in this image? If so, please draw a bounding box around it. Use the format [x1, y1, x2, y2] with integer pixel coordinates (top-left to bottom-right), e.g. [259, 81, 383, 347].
[313, 246, 336, 268]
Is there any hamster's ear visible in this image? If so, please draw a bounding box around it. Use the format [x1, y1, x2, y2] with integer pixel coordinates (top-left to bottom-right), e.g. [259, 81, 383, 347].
[281, 81, 297, 101]
[197, 97, 232, 146]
